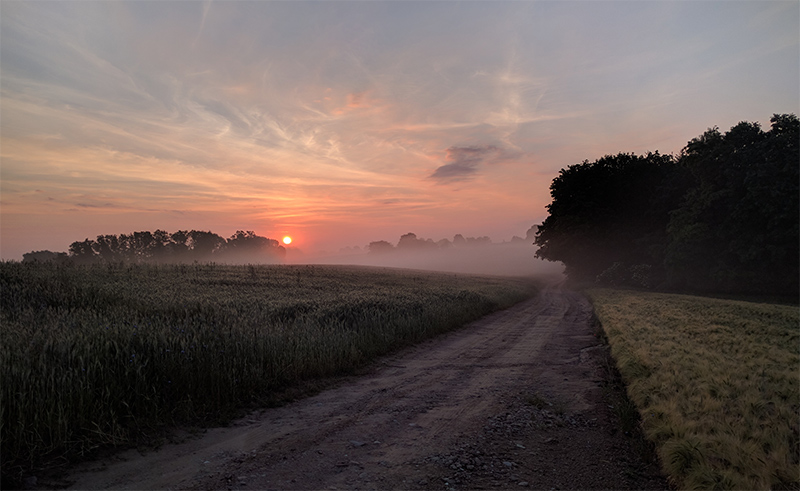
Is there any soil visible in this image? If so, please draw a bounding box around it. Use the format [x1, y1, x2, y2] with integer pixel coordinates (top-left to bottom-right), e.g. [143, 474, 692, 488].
[53, 285, 669, 490]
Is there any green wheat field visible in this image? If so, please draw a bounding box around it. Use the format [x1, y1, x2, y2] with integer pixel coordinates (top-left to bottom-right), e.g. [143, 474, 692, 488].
[0, 261, 538, 477]
[588, 288, 800, 490]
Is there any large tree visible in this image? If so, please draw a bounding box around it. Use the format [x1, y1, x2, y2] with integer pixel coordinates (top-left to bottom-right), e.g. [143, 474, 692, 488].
[535, 114, 799, 295]
[534, 151, 683, 282]
[222, 230, 285, 262]
[665, 114, 799, 294]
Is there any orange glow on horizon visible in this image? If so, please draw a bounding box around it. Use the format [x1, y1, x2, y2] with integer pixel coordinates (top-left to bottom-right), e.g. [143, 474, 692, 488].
[2, 2, 793, 262]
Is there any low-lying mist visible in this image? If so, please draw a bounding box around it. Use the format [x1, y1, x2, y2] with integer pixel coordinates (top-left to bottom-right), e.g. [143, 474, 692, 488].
[290, 243, 565, 277]
[22, 228, 564, 278]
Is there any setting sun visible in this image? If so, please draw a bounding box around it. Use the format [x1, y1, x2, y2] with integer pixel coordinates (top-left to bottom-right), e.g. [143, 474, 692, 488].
[282, 236, 292, 245]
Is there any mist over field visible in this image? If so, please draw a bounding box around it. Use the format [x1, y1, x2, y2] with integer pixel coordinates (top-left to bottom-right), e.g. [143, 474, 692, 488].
[294, 242, 564, 277]
[24, 227, 564, 278]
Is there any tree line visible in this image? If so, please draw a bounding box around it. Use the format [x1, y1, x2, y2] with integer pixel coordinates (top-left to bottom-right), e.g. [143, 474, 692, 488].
[23, 230, 285, 264]
[534, 114, 799, 296]
[367, 227, 537, 254]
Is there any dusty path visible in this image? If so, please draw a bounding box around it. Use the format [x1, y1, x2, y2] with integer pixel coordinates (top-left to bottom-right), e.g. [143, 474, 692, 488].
[63, 286, 667, 490]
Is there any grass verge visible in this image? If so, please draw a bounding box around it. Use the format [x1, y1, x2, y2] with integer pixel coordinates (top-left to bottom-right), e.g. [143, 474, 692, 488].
[587, 288, 799, 490]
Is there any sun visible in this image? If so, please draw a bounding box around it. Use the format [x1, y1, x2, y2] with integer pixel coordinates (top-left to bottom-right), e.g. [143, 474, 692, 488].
[282, 236, 292, 245]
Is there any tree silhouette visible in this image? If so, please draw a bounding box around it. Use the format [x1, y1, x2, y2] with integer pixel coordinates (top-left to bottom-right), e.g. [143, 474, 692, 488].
[222, 230, 285, 262]
[666, 114, 799, 293]
[536, 151, 686, 282]
[535, 114, 799, 295]
[22, 250, 68, 263]
[187, 231, 225, 261]
[68, 239, 97, 264]
[367, 240, 394, 254]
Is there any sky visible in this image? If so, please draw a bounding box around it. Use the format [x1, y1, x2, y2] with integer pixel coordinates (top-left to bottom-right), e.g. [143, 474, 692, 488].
[1, 1, 798, 260]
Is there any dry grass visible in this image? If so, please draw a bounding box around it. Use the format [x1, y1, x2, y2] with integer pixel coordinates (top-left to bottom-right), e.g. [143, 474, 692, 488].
[588, 288, 799, 490]
[0, 262, 537, 479]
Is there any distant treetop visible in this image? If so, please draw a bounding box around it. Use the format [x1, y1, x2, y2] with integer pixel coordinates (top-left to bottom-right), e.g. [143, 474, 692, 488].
[47, 229, 286, 265]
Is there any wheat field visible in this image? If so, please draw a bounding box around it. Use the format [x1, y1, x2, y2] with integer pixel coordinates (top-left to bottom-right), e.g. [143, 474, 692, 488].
[0, 261, 537, 477]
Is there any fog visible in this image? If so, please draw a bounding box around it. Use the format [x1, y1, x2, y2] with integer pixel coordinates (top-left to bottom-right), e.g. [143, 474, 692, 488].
[21, 229, 565, 279]
[287, 242, 565, 278]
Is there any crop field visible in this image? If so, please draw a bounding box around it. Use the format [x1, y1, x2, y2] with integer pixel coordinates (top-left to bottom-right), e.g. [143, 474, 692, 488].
[0, 261, 538, 476]
[588, 288, 799, 490]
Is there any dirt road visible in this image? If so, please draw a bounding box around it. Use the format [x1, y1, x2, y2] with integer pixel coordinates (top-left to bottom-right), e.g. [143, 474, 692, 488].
[64, 286, 667, 490]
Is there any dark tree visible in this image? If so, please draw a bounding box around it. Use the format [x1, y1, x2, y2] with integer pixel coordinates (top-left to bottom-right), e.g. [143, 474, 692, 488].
[222, 230, 285, 262]
[368, 240, 394, 254]
[22, 250, 68, 263]
[397, 233, 421, 250]
[118, 233, 134, 260]
[151, 230, 171, 261]
[61, 229, 288, 265]
[93, 235, 121, 262]
[666, 114, 799, 294]
[397, 233, 437, 251]
[535, 152, 682, 282]
[187, 231, 226, 261]
[68, 239, 97, 264]
[131, 231, 155, 262]
[169, 230, 190, 259]
[535, 114, 798, 295]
